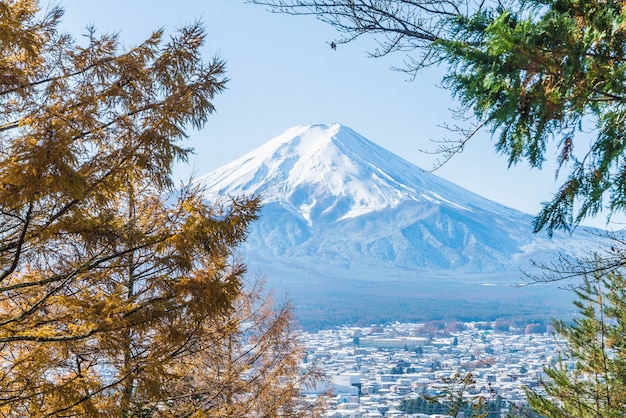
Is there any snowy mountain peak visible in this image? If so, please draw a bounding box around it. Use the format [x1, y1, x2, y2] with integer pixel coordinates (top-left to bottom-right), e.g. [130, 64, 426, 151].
[197, 123, 509, 223]
[194, 124, 602, 326]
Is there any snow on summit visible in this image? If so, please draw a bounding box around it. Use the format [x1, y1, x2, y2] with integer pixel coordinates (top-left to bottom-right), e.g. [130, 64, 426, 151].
[196, 122, 602, 279]
[195, 124, 605, 326]
[197, 123, 515, 222]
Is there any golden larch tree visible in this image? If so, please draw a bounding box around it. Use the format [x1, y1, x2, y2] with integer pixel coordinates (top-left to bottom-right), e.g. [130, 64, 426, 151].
[0, 1, 322, 416]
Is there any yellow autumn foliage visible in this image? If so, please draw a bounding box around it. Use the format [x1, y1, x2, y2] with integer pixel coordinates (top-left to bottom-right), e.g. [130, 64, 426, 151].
[0, 1, 325, 416]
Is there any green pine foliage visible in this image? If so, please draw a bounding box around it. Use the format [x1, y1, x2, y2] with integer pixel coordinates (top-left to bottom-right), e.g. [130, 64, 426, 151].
[400, 394, 540, 417]
[527, 268, 626, 417]
[438, 0, 626, 235]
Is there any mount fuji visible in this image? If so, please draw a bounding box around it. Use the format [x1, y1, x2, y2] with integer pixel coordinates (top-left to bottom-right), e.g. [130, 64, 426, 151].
[197, 123, 601, 327]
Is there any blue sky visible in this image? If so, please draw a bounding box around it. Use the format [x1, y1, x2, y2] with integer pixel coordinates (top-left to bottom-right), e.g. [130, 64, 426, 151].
[57, 1, 619, 230]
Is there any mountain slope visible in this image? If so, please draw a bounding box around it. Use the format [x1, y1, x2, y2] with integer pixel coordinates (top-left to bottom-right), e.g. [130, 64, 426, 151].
[197, 123, 599, 327]
[199, 123, 588, 272]
[201, 123, 514, 220]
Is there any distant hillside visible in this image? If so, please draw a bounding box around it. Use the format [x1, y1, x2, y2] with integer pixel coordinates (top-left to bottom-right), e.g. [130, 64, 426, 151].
[197, 123, 602, 328]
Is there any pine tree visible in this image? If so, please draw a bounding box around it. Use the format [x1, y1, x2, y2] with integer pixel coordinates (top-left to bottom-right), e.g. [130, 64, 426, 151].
[432, 372, 488, 418]
[527, 266, 626, 417]
[437, 0, 626, 235]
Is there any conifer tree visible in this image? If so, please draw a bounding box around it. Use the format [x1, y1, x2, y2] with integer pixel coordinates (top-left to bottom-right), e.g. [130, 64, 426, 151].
[0, 1, 317, 415]
[430, 372, 488, 418]
[156, 279, 326, 417]
[527, 265, 626, 417]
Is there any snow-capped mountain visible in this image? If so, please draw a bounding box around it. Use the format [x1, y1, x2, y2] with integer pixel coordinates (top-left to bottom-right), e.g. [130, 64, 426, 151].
[201, 123, 512, 219]
[197, 123, 600, 327]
